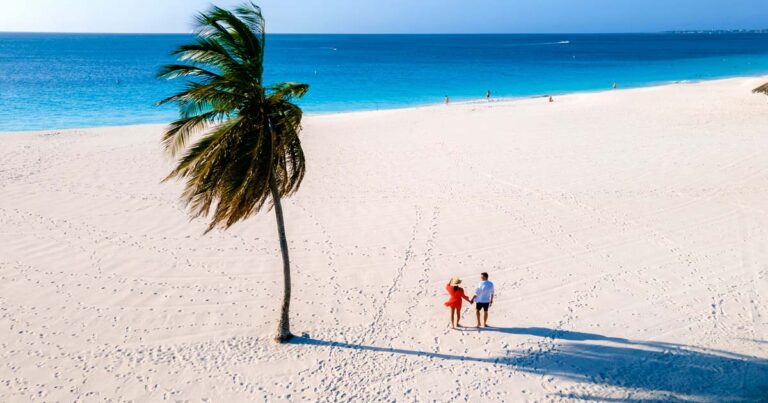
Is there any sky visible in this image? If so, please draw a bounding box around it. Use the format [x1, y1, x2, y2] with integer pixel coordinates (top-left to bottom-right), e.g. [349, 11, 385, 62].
[1, 0, 767, 34]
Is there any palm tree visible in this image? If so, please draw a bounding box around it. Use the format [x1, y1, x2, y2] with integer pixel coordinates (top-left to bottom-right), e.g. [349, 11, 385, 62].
[157, 2, 308, 343]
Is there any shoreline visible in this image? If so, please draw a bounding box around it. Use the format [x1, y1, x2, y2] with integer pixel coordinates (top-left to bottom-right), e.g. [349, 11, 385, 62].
[3, 73, 767, 134]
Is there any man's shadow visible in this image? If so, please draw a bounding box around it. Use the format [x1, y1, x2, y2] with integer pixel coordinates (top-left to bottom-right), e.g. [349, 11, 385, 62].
[293, 327, 768, 401]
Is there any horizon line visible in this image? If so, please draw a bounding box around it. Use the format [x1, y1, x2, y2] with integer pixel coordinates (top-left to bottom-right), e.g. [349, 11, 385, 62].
[2, 29, 768, 36]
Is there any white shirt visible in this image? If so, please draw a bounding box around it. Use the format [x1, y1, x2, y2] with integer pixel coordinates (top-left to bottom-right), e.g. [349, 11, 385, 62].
[475, 280, 495, 303]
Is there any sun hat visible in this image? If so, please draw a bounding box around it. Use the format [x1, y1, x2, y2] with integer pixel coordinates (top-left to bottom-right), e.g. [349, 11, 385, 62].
[450, 277, 462, 286]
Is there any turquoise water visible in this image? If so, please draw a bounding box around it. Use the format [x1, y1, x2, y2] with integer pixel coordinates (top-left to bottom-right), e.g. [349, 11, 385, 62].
[1, 33, 768, 131]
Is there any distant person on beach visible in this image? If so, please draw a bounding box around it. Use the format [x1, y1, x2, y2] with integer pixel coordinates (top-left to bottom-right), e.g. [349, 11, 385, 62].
[444, 277, 471, 328]
[472, 272, 495, 327]
[445, 95, 450, 104]
[486, 90, 491, 101]
[549, 96, 554, 103]
[612, 82, 618, 89]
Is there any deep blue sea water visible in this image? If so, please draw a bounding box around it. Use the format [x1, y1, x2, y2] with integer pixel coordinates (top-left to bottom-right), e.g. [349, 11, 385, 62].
[2, 33, 768, 131]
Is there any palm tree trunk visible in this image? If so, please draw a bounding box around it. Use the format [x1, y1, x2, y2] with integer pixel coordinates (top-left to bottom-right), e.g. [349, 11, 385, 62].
[270, 172, 293, 343]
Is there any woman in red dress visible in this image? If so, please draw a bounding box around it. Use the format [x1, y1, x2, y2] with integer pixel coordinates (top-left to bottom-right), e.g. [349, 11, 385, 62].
[444, 277, 472, 328]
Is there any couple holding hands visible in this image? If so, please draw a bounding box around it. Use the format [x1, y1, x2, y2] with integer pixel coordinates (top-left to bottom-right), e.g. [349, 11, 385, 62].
[444, 272, 495, 329]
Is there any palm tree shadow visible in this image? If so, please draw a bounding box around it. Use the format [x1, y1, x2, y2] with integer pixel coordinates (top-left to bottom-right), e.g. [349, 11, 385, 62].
[469, 326, 631, 343]
[293, 327, 768, 401]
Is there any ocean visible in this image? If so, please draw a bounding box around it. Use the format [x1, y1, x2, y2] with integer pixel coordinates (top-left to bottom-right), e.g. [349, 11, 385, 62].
[1, 33, 768, 131]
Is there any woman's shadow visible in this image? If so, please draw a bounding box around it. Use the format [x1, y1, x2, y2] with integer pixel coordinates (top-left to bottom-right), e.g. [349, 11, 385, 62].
[293, 327, 768, 401]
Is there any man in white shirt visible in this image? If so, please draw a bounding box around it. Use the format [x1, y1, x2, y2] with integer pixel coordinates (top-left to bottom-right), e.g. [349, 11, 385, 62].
[472, 272, 495, 327]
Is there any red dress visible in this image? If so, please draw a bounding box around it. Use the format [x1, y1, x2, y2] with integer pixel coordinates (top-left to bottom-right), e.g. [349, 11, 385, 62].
[444, 283, 470, 309]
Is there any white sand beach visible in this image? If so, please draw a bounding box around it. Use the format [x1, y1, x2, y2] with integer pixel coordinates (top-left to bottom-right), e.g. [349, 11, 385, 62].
[1, 77, 768, 401]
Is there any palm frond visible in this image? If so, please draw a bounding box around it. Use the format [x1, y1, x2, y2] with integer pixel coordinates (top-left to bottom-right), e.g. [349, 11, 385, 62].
[194, 4, 264, 80]
[172, 39, 247, 78]
[161, 109, 229, 156]
[233, 2, 266, 57]
[157, 64, 223, 81]
[269, 82, 310, 101]
[754, 82, 768, 95]
[267, 98, 306, 195]
[158, 81, 244, 108]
